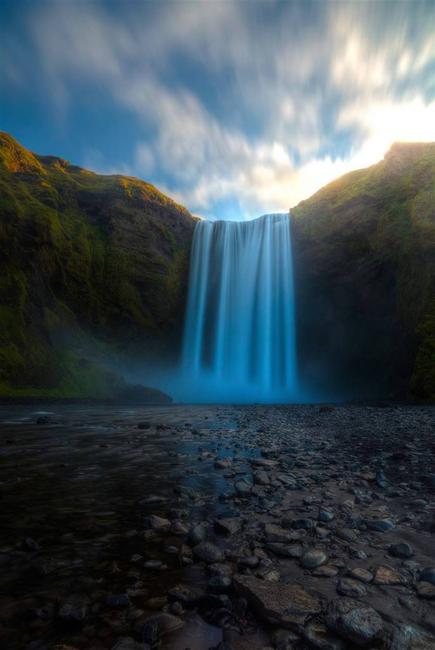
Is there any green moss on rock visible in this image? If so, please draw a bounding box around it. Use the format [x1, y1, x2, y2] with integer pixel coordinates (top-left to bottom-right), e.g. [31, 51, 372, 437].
[0, 132, 195, 398]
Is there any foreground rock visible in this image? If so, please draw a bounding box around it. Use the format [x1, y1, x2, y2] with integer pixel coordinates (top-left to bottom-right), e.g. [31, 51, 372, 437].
[234, 574, 322, 628]
[326, 598, 383, 646]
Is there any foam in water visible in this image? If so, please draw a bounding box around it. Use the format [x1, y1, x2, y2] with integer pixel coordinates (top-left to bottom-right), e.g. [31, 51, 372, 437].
[175, 213, 298, 403]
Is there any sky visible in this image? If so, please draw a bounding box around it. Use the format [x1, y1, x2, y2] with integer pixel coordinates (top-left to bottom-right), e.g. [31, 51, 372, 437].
[1, 0, 435, 221]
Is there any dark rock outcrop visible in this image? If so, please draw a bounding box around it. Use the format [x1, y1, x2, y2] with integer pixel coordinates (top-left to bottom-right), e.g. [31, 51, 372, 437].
[292, 142, 435, 401]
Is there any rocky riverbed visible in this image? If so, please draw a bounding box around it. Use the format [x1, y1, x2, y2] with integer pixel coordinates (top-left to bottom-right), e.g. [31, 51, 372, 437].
[0, 403, 434, 650]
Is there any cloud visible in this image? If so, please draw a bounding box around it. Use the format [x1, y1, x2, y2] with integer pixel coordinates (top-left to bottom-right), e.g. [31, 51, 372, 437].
[2, 0, 435, 218]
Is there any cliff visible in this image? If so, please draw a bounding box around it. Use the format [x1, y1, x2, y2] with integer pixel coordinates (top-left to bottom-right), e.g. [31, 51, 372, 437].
[0, 132, 195, 397]
[292, 143, 435, 401]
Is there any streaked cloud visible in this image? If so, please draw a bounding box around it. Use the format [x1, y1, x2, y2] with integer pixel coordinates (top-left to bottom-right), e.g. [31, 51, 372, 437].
[1, 0, 434, 219]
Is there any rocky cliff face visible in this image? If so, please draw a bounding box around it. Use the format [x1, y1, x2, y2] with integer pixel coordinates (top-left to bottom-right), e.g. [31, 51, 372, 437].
[0, 132, 196, 397]
[292, 143, 435, 401]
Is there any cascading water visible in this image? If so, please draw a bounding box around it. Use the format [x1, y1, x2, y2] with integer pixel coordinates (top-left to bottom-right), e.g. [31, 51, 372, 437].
[177, 213, 298, 403]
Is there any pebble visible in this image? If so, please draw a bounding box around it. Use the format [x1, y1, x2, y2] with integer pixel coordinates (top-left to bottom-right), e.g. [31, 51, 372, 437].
[388, 542, 413, 558]
[254, 470, 270, 485]
[208, 576, 232, 593]
[266, 543, 303, 558]
[215, 517, 242, 535]
[365, 517, 395, 532]
[193, 541, 224, 563]
[145, 514, 171, 533]
[335, 527, 357, 542]
[416, 581, 435, 599]
[303, 621, 345, 649]
[312, 564, 339, 578]
[348, 567, 373, 583]
[337, 578, 367, 597]
[58, 595, 90, 623]
[234, 574, 321, 627]
[188, 523, 207, 545]
[373, 565, 405, 585]
[141, 613, 184, 642]
[326, 599, 383, 646]
[301, 548, 328, 569]
[318, 509, 334, 522]
[235, 477, 252, 494]
[105, 594, 130, 608]
[419, 567, 435, 585]
[167, 583, 204, 605]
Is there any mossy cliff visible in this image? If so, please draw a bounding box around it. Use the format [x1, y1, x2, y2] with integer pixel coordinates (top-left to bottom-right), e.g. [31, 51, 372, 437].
[0, 132, 195, 398]
[292, 143, 435, 401]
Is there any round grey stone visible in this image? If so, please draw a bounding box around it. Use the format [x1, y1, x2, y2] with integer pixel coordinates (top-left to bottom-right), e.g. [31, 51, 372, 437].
[301, 549, 328, 569]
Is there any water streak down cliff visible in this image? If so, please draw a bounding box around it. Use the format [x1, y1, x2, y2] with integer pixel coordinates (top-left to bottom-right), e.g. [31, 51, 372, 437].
[179, 214, 298, 402]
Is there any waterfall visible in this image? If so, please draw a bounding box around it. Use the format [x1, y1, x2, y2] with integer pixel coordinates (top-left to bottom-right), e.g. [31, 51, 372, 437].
[179, 213, 297, 402]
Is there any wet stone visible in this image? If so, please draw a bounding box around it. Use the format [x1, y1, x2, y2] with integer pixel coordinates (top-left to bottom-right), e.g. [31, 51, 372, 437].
[303, 621, 346, 650]
[215, 458, 232, 469]
[144, 560, 164, 570]
[209, 562, 233, 576]
[318, 509, 334, 523]
[301, 548, 328, 569]
[238, 555, 259, 569]
[272, 628, 301, 650]
[105, 594, 130, 608]
[193, 541, 225, 563]
[145, 514, 171, 533]
[365, 517, 395, 532]
[58, 595, 90, 624]
[389, 625, 435, 650]
[234, 574, 321, 628]
[388, 542, 414, 559]
[288, 517, 315, 530]
[141, 612, 184, 643]
[170, 601, 184, 616]
[266, 543, 303, 558]
[168, 583, 204, 605]
[208, 576, 232, 593]
[235, 477, 253, 495]
[416, 581, 435, 599]
[337, 578, 367, 598]
[257, 566, 280, 582]
[188, 523, 207, 545]
[376, 470, 389, 488]
[171, 520, 189, 535]
[348, 567, 373, 583]
[335, 527, 357, 542]
[373, 565, 405, 586]
[326, 598, 383, 646]
[313, 564, 339, 578]
[264, 523, 296, 543]
[215, 517, 242, 536]
[419, 567, 435, 585]
[254, 470, 270, 485]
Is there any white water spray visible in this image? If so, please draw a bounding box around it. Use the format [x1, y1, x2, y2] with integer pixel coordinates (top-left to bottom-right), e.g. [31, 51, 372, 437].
[177, 213, 298, 402]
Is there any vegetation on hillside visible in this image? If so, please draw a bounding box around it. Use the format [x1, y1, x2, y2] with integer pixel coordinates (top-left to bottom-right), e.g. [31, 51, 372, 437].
[0, 132, 195, 398]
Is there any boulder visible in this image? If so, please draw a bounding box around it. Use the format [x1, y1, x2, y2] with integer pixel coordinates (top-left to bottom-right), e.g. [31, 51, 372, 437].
[234, 574, 321, 628]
